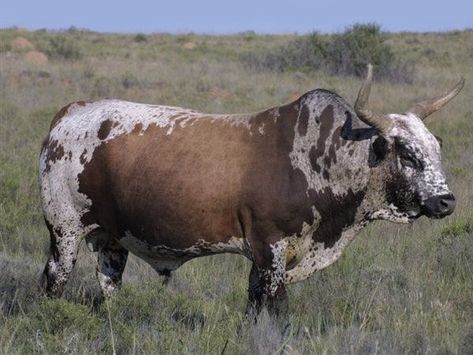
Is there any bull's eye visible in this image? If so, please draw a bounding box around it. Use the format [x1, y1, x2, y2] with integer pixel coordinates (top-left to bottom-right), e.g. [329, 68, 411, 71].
[401, 155, 416, 169]
[395, 139, 424, 171]
[399, 152, 423, 171]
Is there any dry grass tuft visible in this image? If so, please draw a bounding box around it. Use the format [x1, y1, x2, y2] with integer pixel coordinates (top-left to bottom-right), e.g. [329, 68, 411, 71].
[182, 41, 197, 50]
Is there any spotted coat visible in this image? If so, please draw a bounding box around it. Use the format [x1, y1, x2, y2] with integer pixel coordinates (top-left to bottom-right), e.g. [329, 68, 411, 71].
[40, 88, 455, 316]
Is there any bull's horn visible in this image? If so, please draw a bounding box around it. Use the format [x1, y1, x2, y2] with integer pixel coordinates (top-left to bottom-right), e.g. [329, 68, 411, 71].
[354, 64, 393, 134]
[408, 77, 465, 120]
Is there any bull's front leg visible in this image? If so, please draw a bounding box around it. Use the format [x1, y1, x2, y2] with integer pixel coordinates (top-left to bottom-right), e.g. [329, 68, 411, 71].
[246, 240, 288, 320]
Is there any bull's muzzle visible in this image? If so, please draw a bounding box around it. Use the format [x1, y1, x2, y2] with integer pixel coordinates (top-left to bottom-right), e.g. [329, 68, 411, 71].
[423, 193, 456, 218]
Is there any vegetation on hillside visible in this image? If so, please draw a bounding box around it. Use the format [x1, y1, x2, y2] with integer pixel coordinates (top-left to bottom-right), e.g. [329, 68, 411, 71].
[241, 24, 415, 83]
[0, 26, 472, 354]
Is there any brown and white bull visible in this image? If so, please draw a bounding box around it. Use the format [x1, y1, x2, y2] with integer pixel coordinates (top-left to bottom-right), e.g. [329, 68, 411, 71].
[40, 65, 464, 317]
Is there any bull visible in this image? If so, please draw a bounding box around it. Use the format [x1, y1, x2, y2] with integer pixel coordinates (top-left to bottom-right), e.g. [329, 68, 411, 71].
[39, 65, 464, 318]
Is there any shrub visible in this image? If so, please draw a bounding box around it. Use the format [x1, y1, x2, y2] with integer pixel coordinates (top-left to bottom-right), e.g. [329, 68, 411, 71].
[0, 40, 11, 53]
[241, 33, 327, 73]
[43, 36, 83, 60]
[241, 23, 415, 83]
[328, 24, 414, 83]
[121, 71, 140, 89]
[31, 299, 100, 337]
[134, 33, 147, 43]
[240, 30, 256, 42]
[440, 218, 473, 237]
[328, 24, 392, 76]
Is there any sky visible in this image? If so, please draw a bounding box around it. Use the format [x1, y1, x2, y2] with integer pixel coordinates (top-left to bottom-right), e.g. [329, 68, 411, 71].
[0, 0, 472, 34]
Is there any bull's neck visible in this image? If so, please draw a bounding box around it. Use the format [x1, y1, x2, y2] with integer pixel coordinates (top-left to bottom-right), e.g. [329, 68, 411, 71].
[288, 93, 397, 229]
[358, 139, 407, 223]
[259, 93, 390, 227]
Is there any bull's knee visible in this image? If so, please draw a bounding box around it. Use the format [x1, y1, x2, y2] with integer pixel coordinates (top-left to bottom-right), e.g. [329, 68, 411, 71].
[246, 239, 289, 320]
[41, 238, 80, 298]
[96, 241, 128, 296]
[41, 258, 63, 298]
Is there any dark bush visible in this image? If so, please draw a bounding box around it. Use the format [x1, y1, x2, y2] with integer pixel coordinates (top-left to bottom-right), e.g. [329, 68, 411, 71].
[328, 24, 414, 83]
[134, 33, 147, 43]
[241, 23, 415, 83]
[121, 72, 140, 89]
[328, 24, 392, 76]
[241, 33, 327, 73]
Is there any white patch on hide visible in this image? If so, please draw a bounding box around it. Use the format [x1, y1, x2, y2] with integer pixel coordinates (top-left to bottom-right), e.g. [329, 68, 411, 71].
[119, 231, 250, 273]
[284, 221, 367, 283]
[289, 92, 370, 198]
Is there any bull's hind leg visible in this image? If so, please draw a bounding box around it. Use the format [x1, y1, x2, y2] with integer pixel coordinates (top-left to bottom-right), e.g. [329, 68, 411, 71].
[95, 234, 128, 296]
[41, 219, 83, 298]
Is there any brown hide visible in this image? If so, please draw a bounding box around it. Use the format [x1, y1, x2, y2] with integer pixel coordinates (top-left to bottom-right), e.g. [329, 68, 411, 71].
[77, 102, 315, 265]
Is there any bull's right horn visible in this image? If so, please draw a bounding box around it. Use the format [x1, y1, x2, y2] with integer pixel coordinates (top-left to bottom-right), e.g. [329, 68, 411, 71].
[354, 64, 393, 134]
[408, 77, 465, 120]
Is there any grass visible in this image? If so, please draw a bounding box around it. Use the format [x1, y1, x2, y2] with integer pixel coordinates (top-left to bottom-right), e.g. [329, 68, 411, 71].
[1, 27, 473, 353]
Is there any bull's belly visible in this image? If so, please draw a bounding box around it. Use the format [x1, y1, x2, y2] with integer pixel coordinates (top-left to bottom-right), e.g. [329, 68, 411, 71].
[117, 231, 251, 273]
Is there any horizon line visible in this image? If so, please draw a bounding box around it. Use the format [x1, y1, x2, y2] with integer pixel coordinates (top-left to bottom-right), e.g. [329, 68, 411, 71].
[2, 24, 473, 36]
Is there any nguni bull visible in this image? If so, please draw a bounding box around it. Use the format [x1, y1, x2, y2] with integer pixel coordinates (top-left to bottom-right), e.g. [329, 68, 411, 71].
[39, 65, 464, 318]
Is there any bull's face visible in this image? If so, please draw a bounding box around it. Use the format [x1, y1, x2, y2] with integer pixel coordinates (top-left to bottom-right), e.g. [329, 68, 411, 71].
[355, 64, 464, 222]
[379, 113, 455, 220]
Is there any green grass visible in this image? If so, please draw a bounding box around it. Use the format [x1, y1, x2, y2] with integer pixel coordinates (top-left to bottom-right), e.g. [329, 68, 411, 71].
[1, 27, 473, 354]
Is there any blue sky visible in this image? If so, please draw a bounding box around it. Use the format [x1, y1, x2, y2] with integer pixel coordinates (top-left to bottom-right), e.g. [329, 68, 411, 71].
[1, 0, 471, 34]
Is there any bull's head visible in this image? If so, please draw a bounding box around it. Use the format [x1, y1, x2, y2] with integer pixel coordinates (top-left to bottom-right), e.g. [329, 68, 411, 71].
[355, 64, 464, 221]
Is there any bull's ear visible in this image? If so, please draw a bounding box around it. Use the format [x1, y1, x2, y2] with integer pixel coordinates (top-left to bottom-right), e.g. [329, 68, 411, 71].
[372, 136, 388, 161]
[434, 135, 443, 148]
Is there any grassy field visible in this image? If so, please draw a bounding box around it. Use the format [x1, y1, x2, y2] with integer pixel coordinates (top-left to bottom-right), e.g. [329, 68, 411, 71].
[1, 27, 473, 354]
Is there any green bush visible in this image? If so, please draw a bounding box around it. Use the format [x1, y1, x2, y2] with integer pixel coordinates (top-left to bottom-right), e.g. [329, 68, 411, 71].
[31, 298, 100, 337]
[242, 23, 415, 83]
[440, 218, 473, 237]
[43, 36, 83, 60]
[328, 24, 414, 83]
[328, 24, 392, 76]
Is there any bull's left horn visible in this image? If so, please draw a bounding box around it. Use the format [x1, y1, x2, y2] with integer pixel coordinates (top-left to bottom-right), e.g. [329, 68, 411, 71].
[408, 77, 465, 120]
[354, 64, 393, 134]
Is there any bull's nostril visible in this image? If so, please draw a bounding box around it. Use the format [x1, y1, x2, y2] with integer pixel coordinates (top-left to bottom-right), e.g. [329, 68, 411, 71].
[439, 195, 456, 214]
[440, 199, 449, 208]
